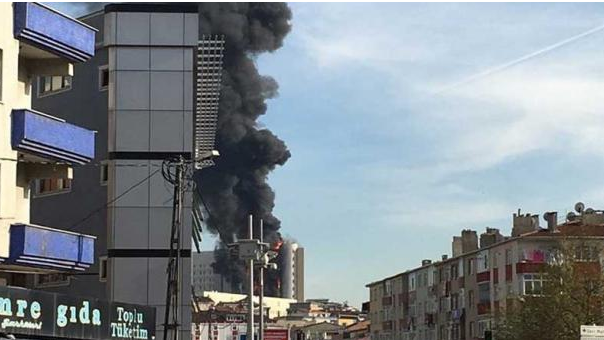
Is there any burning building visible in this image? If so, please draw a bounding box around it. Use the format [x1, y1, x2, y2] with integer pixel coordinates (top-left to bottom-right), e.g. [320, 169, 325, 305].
[195, 241, 305, 301]
[192, 2, 294, 297]
[279, 241, 305, 301]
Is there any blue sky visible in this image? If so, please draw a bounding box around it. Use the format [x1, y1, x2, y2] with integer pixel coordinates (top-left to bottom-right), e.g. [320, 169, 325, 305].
[55, 2, 604, 308]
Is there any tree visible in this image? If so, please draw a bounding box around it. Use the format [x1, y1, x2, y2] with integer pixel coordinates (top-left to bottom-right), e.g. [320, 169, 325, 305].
[495, 240, 604, 340]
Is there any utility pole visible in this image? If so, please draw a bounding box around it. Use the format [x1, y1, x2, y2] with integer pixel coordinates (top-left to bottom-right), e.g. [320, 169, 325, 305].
[163, 150, 219, 340]
[163, 156, 185, 340]
[247, 215, 255, 340]
[259, 219, 264, 340]
[228, 215, 277, 340]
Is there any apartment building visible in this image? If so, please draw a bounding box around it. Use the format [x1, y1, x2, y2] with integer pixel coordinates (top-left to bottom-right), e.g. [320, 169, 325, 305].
[367, 205, 604, 340]
[0, 2, 96, 277]
[29, 4, 200, 340]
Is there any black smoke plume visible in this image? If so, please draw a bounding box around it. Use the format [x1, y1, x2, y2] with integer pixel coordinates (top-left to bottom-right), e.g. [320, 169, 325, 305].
[195, 3, 292, 296]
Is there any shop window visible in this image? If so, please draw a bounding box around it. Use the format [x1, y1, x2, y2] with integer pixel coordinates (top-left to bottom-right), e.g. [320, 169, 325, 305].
[38, 75, 72, 97]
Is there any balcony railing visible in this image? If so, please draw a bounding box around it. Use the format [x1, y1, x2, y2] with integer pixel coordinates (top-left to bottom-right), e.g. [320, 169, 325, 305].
[7, 223, 95, 271]
[13, 2, 95, 62]
[11, 109, 95, 165]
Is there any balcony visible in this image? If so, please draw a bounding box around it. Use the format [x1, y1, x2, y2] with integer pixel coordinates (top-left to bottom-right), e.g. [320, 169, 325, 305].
[13, 2, 95, 62]
[6, 223, 94, 271]
[11, 109, 95, 165]
[477, 302, 491, 315]
[476, 271, 490, 283]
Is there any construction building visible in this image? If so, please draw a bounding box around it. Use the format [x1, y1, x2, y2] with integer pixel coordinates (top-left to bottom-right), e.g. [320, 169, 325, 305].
[29, 4, 200, 340]
[366, 203, 604, 340]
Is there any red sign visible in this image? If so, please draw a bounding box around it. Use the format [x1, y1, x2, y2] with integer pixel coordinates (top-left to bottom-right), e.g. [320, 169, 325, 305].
[264, 329, 288, 340]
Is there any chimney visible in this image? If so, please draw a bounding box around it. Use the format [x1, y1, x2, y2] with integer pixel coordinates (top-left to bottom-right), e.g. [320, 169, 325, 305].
[543, 212, 557, 231]
[441, 254, 448, 261]
[461, 230, 478, 253]
[512, 210, 539, 236]
[452, 236, 463, 257]
[421, 259, 432, 266]
[480, 228, 504, 248]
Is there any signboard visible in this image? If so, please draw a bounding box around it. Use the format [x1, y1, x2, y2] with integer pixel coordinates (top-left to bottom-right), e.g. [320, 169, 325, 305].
[581, 325, 604, 340]
[264, 329, 288, 340]
[0, 285, 155, 340]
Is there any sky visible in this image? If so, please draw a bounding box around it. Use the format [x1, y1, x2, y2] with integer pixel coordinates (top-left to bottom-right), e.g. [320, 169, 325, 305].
[53, 2, 604, 308]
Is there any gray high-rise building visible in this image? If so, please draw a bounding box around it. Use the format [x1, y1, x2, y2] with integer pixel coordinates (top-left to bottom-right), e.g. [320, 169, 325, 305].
[191, 251, 233, 294]
[30, 4, 200, 340]
[280, 241, 304, 301]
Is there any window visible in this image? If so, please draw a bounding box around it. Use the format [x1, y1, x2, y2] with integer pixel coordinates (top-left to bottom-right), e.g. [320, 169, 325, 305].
[468, 258, 475, 275]
[521, 274, 546, 295]
[35, 273, 70, 288]
[451, 264, 458, 279]
[98, 65, 109, 90]
[34, 178, 72, 196]
[385, 280, 392, 294]
[451, 293, 459, 310]
[575, 245, 599, 262]
[100, 162, 109, 185]
[451, 324, 460, 340]
[99, 256, 108, 282]
[478, 283, 490, 303]
[468, 290, 475, 306]
[477, 320, 492, 338]
[469, 322, 475, 338]
[482, 253, 489, 271]
[505, 249, 513, 265]
[38, 75, 72, 97]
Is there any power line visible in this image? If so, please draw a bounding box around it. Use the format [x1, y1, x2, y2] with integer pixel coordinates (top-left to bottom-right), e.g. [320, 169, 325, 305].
[195, 188, 228, 240]
[68, 168, 161, 229]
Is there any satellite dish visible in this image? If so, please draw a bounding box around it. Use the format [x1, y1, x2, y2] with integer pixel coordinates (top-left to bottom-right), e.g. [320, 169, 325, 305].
[567, 212, 577, 221]
[575, 202, 585, 213]
[586, 208, 595, 214]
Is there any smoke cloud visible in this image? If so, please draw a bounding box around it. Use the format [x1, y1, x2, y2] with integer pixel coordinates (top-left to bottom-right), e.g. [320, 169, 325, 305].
[195, 3, 292, 294]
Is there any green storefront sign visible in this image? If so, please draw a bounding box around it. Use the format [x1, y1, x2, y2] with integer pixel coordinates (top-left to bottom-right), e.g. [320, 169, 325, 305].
[0, 285, 155, 340]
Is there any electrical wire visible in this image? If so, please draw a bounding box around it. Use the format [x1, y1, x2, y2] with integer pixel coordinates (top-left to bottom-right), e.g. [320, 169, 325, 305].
[68, 168, 161, 229]
[195, 188, 228, 240]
